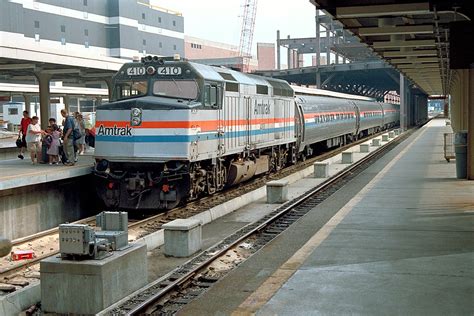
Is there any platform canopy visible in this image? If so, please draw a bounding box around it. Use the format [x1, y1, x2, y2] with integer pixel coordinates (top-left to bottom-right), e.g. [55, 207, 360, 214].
[310, 0, 474, 96]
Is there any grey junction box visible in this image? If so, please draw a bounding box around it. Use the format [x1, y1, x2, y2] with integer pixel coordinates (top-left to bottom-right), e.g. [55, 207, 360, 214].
[162, 219, 202, 257]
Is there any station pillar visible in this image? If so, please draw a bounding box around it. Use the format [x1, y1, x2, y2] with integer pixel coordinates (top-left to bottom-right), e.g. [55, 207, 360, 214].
[23, 94, 31, 114]
[450, 68, 473, 180]
[399, 73, 408, 131]
[63, 95, 70, 112]
[35, 72, 52, 129]
[468, 69, 474, 180]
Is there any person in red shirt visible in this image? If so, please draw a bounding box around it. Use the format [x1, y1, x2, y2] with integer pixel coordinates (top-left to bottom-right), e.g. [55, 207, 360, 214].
[18, 110, 31, 159]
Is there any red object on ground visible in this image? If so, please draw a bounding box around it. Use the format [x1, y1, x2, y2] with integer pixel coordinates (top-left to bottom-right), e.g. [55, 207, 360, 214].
[11, 250, 35, 261]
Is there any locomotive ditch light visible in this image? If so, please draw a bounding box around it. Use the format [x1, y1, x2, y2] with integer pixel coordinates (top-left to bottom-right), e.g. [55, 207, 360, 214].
[131, 108, 142, 126]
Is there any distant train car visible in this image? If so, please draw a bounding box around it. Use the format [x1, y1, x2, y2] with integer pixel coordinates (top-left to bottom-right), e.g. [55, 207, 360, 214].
[94, 56, 399, 210]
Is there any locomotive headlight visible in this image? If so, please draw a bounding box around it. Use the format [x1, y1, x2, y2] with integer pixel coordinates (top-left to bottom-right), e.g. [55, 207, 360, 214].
[131, 108, 142, 126]
[146, 66, 156, 75]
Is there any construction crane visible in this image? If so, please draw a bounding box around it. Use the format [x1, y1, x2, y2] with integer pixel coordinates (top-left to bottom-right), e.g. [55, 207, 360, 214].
[238, 0, 258, 72]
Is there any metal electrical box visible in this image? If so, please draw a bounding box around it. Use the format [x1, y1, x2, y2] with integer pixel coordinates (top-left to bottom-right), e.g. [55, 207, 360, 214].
[59, 224, 110, 259]
[59, 224, 95, 256]
[95, 211, 129, 250]
[96, 212, 128, 232]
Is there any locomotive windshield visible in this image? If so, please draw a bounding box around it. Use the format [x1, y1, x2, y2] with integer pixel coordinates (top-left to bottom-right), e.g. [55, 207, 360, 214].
[153, 80, 199, 100]
[113, 80, 148, 101]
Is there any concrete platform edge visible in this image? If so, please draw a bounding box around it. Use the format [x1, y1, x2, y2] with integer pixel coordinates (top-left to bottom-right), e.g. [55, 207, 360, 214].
[0, 283, 40, 316]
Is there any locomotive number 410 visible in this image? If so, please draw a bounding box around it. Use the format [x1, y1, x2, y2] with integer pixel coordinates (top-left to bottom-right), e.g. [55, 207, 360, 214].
[157, 66, 182, 75]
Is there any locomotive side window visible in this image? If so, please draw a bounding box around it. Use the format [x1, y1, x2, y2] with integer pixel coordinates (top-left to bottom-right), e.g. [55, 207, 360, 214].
[204, 83, 222, 108]
[113, 80, 148, 100]
[153, 80, 198, 100]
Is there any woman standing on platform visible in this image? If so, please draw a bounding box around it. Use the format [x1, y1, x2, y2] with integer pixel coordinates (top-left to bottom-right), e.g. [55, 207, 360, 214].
[76, 113, 86, 155]
[26, 116, 45, 165]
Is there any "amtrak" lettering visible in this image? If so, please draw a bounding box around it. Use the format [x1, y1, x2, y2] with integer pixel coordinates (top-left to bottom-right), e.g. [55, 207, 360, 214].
[97, 124, 132, 136]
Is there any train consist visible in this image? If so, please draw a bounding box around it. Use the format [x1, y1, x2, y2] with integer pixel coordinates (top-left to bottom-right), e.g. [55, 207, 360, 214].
[93, 56, 399, 210]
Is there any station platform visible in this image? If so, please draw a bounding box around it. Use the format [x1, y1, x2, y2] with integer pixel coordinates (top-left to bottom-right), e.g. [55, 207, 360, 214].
[0, 149, 96, 240]
[0, 150, 94, 191]
[180, 118, 474, 315]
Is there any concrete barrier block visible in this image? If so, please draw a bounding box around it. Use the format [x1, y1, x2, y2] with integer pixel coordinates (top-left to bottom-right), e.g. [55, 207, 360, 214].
[382, 134, 389, 142]
[359, 144, 370, 153]
[388, 131, 395, 138]
[41, 243, 147, 315]
[162, 219, 202, 258]
[266, 180, 289, 204]
[372, 138, 381, 146]
[313, 162, 329, 178]
[341, 152, 353, 164]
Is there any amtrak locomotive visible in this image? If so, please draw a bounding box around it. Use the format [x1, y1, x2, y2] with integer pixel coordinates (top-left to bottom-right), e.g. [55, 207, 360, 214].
[94, 56, 399, 210]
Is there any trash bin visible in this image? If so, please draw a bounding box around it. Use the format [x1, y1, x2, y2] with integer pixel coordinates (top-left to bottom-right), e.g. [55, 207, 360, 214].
[454, 130, 468, 179]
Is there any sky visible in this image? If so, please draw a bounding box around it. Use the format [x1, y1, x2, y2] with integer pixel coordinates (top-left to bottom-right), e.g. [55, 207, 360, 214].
[154, 0, 317, 55]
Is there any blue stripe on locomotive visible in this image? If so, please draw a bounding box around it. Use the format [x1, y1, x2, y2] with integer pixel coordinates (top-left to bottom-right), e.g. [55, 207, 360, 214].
[96, 126, 293, 143]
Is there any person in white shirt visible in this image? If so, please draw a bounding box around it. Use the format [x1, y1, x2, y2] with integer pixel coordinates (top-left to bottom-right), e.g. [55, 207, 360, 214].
[25, 116, 44, 165]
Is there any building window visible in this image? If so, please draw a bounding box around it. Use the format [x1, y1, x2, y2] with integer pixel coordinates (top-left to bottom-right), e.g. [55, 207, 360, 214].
[159, 42, 162, 48]
[142, 39, 146, 46]
[173, 44, 177, 50]
[61, 25, 65, 33]
[85, 41, 89, 48]
[158, 17, 162, 23]
[83, 0, 87, 5]
[142, 13, 145, 19]
[84, 29, 88, 36]
[35, 34, 40, 42]
[34, 21, 39, 28]
[172, 20, 176, 27]
[61, 37, 66, 45]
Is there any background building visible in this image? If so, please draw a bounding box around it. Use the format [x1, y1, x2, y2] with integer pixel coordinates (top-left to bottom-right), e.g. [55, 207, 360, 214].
[184, 36, 275, 72]
[184, 36, 238, 60]
[256, 43, 275, 70]
[0, 0, 185, 59]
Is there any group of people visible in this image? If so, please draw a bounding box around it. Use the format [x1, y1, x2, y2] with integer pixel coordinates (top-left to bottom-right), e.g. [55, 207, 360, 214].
[17, 110, 87, 166]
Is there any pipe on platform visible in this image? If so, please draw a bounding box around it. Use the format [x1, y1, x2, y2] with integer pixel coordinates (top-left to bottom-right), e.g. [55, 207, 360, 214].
[0, 236, 12, 257]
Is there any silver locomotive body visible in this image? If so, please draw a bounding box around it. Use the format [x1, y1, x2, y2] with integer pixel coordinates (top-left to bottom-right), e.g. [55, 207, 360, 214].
[94, 57, 295, 209]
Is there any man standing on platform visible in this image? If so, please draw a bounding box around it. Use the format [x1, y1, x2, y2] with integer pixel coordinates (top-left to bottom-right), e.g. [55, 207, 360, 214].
[60, 109, 75, 166]
[18, 110, 31, 159]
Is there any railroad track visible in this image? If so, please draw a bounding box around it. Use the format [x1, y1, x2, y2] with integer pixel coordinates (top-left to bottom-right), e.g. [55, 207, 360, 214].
[106, 127, 415, 315]
[0, 128, 399, 293]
